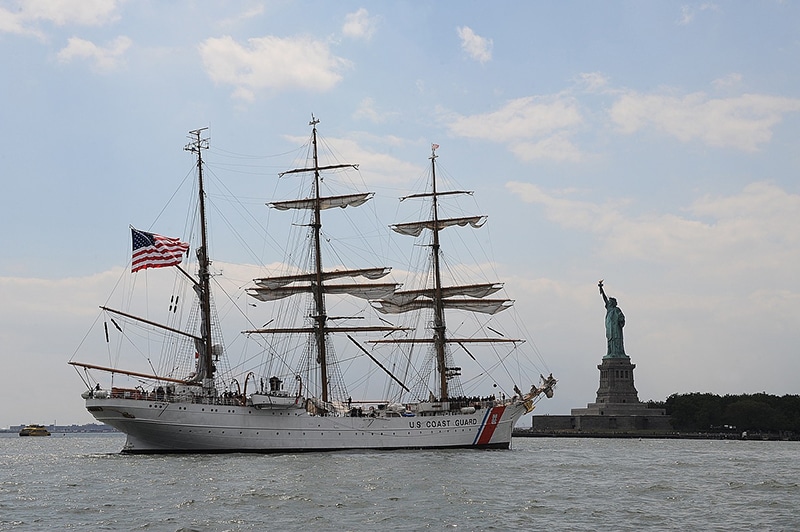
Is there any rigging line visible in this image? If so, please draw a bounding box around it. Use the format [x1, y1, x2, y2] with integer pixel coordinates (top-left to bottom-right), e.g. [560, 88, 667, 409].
[71, 365, 92, 389]
[486, 346, 522, 389]
[206, 164, 288, 177]
[68, 306, 108, 362]
[315, 134, 354, 170]
[146, 166, 196, 233]
[203, 164, 287, 260]
[239, 330, 304, 378]
[201, 166, 273, 255]
[209, 274, 279, 352]
[206, 197, 263, 265]
[98, 312, 176, 378]
[210, 144, 304, 160]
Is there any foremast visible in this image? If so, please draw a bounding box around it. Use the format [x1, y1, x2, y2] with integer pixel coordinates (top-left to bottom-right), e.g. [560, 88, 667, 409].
[184, 128, 216, 386]
[371, 144, 521, 402]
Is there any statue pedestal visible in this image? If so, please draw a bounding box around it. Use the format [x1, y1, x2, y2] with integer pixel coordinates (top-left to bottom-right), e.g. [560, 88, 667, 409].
[529, 354, 671, 433]
[596, 357, 638, 405]
[572, 356, 645, 415]
[565, 356, 671, 430]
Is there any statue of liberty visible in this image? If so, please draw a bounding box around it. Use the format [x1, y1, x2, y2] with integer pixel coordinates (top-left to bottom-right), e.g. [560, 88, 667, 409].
[599, 280, 627, 358]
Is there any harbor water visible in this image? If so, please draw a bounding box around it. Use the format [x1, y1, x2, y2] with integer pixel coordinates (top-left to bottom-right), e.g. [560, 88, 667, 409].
[1, 433, 797, 530]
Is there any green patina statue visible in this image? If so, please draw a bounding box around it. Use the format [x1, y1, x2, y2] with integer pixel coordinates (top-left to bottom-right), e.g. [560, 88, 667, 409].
[599, 280, 627, 358]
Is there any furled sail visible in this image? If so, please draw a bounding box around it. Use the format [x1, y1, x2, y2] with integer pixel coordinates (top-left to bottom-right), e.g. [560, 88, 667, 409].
[370, 336, 524, 345]
[254, 267, 391, 289]
[371, 298, 513, 315]
[391, 216, 487, 237]
[400, 190, 474, 201]
[378, 283, 503, 306]
[248, 283, 399, 302]
[270, 192, 373, 211]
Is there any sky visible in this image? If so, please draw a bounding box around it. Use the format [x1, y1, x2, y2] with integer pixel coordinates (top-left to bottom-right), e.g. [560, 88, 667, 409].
[1, 1, 799, 428]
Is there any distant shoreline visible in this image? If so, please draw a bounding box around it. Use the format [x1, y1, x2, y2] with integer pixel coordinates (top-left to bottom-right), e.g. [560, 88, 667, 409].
[1, 424, 118, 434]
[513, 429, 798, 441]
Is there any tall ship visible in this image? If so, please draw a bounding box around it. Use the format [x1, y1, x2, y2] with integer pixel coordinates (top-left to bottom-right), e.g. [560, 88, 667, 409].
[70, 120, 556, 453]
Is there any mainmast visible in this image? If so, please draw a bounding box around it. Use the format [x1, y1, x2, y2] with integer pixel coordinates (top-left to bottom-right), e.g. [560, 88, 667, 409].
[184, 128, 215, 384]
[309, 118, 330, 403]
[245, 117, 413, 405]
[256, 117, 364, 405]
[429, 146, 450, 399]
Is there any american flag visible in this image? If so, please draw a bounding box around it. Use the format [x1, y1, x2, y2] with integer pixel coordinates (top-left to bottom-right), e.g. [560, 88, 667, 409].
[131, 227, 190, 273]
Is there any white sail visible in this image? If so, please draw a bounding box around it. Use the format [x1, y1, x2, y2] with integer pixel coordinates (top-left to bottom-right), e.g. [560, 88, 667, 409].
[254, 267, 391, 289]
[372, 298, 513, 315]
[249, 283, 398, 302]
[270, 192, 373, 211]
[378, 283, 503, 306]
[391, 215, 487, 237]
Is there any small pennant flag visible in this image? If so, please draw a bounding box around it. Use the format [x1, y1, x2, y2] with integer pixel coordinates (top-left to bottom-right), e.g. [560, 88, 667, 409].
[131, 227, 190, 273]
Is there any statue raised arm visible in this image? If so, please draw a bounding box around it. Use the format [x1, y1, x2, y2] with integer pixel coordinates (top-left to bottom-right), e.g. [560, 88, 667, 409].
[598, 280, 626, 358]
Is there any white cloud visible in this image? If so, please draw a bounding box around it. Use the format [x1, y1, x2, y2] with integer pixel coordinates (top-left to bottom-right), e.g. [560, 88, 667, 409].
[57, 35, 131, 72]
[576, 72, 610, 92]
[353, 97, 399, 124]
[198, 35, 351, 101]
[446, 96, 584, 162]
[712, 72, 743, 91]
[457, 26, 492, 64]
[0, 6, 42, 37]
[219, 5, 265, 29]
[610, 91, 800, 151]
[0, 0, 121, 38]
[506, 180, 800, 287]
[342, 8, 378, 40]
[678, 3, 719, 25]
[505, 181, 626, 232]
[509, 134, 583, 163]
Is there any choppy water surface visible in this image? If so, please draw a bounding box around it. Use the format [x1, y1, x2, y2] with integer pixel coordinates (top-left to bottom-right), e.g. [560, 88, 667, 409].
[1, 433, 797, 530]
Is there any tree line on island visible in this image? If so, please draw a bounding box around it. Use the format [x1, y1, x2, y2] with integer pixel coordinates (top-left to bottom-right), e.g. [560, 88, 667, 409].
[645, 393, 800, 434]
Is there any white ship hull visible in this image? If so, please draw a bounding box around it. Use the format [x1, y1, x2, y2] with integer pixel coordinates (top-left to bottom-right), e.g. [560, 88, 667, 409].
[85, 397, 526, 453]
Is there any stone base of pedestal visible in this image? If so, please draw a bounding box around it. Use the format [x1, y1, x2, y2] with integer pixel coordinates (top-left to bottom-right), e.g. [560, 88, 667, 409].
[529, 408, 673, 433]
